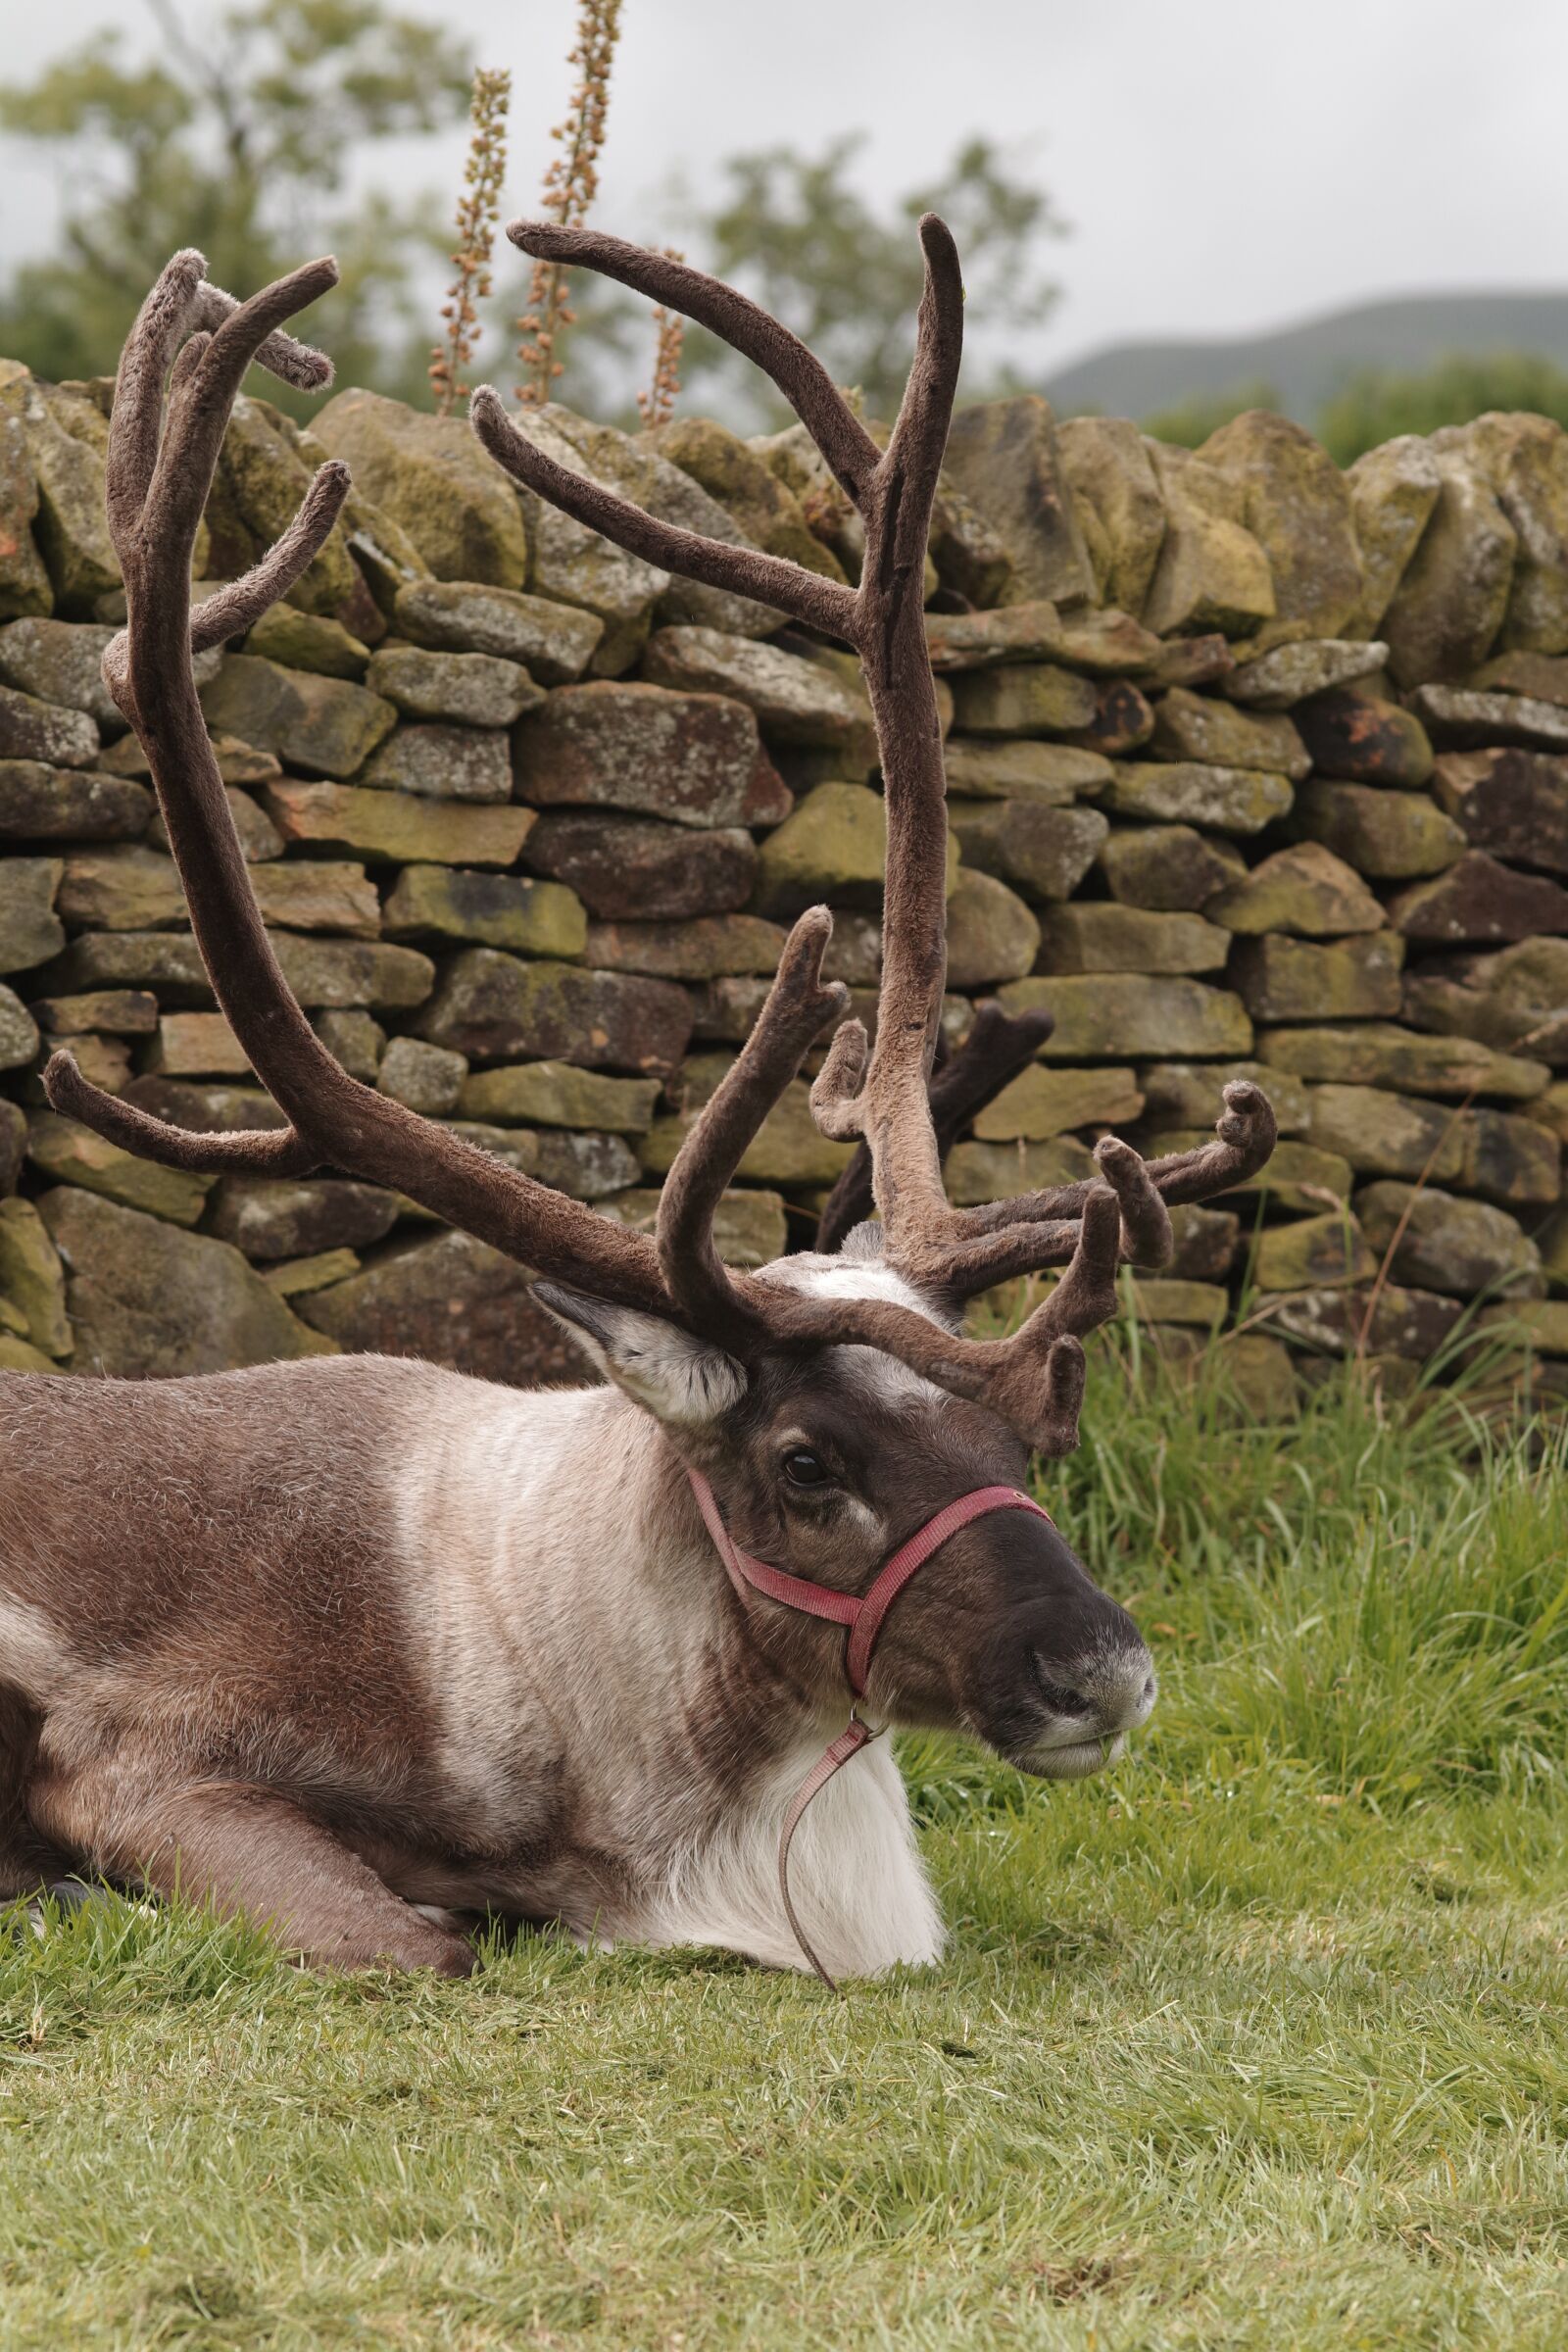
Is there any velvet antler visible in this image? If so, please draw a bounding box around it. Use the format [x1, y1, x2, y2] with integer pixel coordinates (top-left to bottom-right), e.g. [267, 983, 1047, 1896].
[470, 214, 1276, 1447]
[60, 234, 1274, 1458]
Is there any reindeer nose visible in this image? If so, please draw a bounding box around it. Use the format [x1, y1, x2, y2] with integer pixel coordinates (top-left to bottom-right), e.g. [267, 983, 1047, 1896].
[1036, 1649, 1157, 1737]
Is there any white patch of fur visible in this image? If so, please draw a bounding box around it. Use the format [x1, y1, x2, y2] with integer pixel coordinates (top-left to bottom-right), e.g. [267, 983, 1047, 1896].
[644, 1731, 945, 1978]
[756, 1254, 953, 1409]
[0, 1596, 72, 1702]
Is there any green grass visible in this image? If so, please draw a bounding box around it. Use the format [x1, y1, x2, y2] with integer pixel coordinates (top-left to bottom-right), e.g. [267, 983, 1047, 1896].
[5, 1362, 1568, 2349]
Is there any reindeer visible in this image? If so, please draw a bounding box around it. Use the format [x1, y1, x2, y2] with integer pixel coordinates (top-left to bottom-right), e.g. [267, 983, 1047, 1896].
[0, 223, 1274, 1984]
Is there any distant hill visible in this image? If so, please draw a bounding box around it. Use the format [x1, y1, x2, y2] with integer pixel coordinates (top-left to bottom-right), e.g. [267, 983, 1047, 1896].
[1043, 291, 1568, 424]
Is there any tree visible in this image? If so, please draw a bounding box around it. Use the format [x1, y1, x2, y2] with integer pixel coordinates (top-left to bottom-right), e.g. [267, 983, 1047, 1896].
[1316, 355, 1568, 466]
[666, 134, 1066, 427]
[0, 0, 471, 408]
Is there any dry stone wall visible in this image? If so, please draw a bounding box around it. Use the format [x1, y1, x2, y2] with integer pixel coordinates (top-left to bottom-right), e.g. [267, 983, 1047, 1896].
[2, 358, 1567, 1407]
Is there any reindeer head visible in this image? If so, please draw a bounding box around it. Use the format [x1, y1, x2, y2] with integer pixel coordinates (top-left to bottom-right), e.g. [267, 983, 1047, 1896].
[49, 223, 1274, 1797]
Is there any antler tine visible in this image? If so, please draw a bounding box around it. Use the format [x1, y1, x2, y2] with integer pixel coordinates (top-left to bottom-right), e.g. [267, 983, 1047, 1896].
[470, 387, 858, 642]
[50, 251, 679, 1319]
[805, 216, 969, 1260]
[502, 221, 882, 502]
[950, 1081, 1278, 1256]
[657, 909, 848, 1338]
[813, 1000, 1054, 1252]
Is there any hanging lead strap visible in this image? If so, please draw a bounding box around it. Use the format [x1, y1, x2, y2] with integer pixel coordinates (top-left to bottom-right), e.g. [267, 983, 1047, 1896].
[687, 1467, 1053, 1988]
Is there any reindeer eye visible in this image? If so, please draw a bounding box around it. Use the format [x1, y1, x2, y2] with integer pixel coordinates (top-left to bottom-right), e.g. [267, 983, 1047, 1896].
[781, 1446, 831, 1489]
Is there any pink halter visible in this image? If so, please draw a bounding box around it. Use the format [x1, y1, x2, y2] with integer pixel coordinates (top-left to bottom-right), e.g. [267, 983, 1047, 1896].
[686, 1467, 1052, 1986]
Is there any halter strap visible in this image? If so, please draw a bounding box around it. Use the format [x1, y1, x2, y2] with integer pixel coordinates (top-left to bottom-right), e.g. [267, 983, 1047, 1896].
[685, 1466, 1051, 1984]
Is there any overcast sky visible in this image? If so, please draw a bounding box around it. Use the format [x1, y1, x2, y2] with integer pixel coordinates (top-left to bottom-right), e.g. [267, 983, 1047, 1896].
[4, 0, 1567, 379]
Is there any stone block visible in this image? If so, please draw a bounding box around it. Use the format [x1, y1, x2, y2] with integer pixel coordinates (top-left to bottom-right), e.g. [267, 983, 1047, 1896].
[944, 1136, 1097, 1206]
[1293, 684, 1434, 785]
[972, 1064, 1143, 1143]
[1431, 749, 1568, 872]
[393, 580, 604, 682]
[0, 760, 151, 841]
[1035, 904, 1230, 975]
[943, 869, 1041, 989]
[1054, 417, 1167, 617]
[948, 662, 1100, 738]
[1355, 1181, 1541, 1298]
[942, 738, 1111, 803]
[0, 1195, 70, 1355]
[457, 1060, 660, 1133]
[1381, 452, 1516, 688]
[206, 1177, 400, 1261]
[0, 980, 39, 1069]
[0, 411, 51, 619]
[514, 679, 760, 828]
[145, 1012, 252, 1077]
[375, 1036, 466, 1115]
[0, 617, 120, 727]
[649, 416, 847, 584]
[1305, 1082, 1465, 1181]
[582, 913, 786, 980]
[945, 800, 1105, 903]
[1343, 436, 1441, 637]
[595, 1184, 788, 1269]
[1103, 760, 1293, 833]
[1198, 411, 1364, 636]
[1141, 443, 1275, 637]
[641, 1061, 854, 1188]
[1231, 933, 1404, 1022]
[1257, 1020, 1548, 1101]
[264, 780, 533, 869]
[297, 1228, 590, 1388]
[1252, 1211, 1376, 1291]
[1058, 677, 1154, 757]
[314, 388, 529, 587]
[356, 723, 514, 804]
[1288, 780, 1466, 879]
[26, 1109, 213, 1225]
[756, 782, 958, 917]
[1258, 1282, 1460, 1360]
[0, 856, 64, 971]
[642, 626, 875, 760]
[527, 811, 756, 922]
[1459, 1105, 1561, 1206]
[1139, 1058, 1311, 1136]
[1097, 825, 1245, 910]
[39, 1188, 327, 1375]
[244, 606, 369, 679]
[999, 973, 1252, 1059]
[1205, 843, 1383, 937]
[1165, 1202, 1241, 1282]
[1148, 687, 1308, 779]
[412, 949, 691, 1074]
[1388, 852, 1568, 945]
[365, 645, 542, 727]
[381, 863, 586, 957]
[199, 657, 396, 778]
[0, 681, 97, 769]
[941, 395, 1098, 606]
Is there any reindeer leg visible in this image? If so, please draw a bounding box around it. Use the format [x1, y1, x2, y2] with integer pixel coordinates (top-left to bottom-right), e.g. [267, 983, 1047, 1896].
[31, 1767, 474, 1977]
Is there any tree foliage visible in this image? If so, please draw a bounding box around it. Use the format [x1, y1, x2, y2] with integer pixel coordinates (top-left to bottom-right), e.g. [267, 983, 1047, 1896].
[1316, 354, 1568, 466]
[0, 0, 471, 407]
[673, 133, 1066, 425]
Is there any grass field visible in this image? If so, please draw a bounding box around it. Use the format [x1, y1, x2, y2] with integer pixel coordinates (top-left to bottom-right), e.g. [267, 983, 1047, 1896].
[4, 1351, 1568, 2350]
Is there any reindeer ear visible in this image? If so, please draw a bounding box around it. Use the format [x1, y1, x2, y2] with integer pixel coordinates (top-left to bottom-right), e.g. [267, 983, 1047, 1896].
[533, 1283, 748, 1426]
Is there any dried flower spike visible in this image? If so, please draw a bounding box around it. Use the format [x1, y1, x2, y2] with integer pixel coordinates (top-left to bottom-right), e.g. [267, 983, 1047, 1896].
[431, 68, 513, 417]
[635, 249, 686, 428]
[514, 0, 623, 406]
